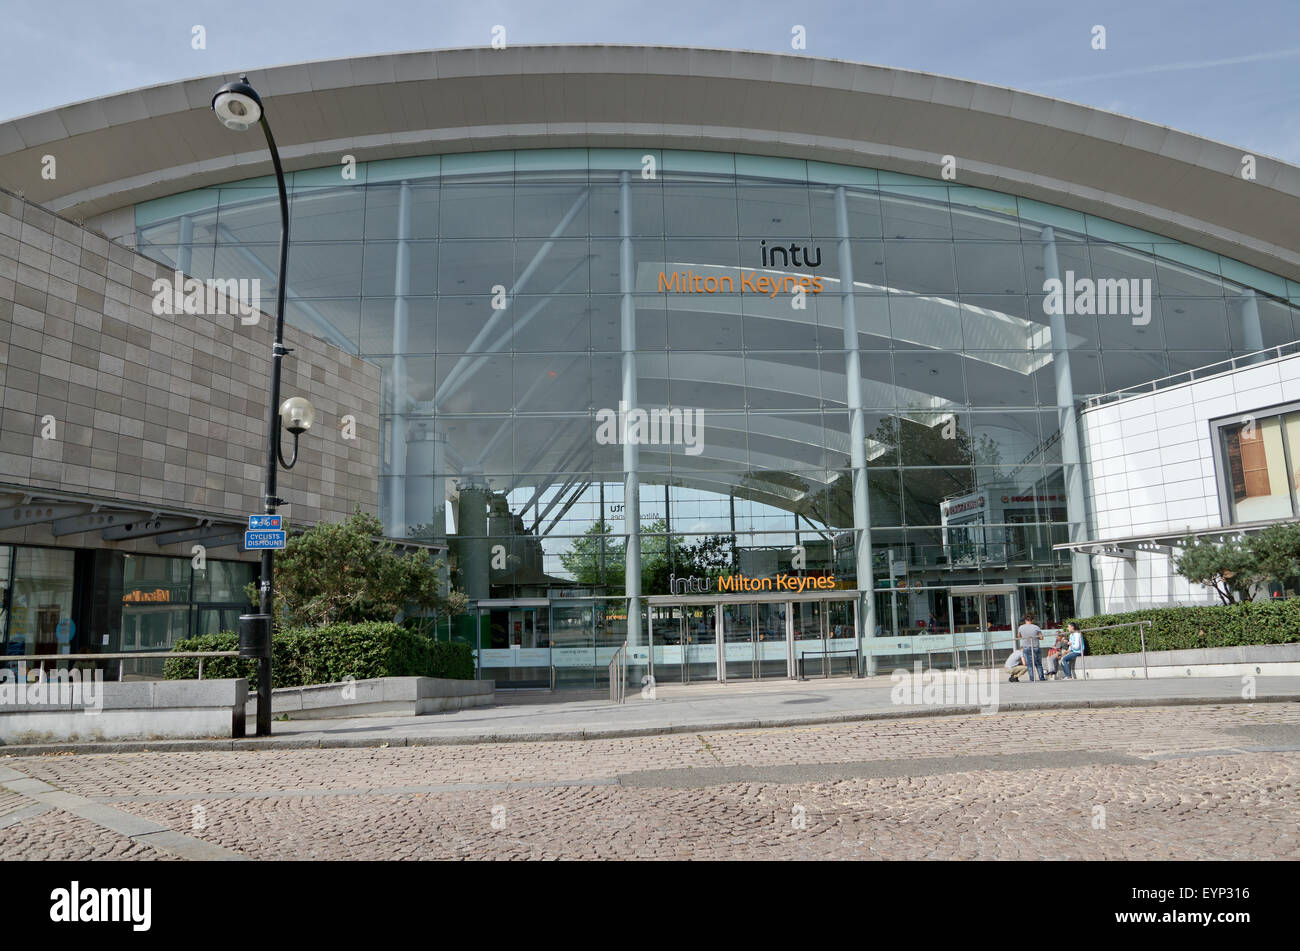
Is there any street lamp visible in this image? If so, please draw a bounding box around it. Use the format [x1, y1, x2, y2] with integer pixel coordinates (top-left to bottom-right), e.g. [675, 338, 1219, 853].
[278, 396, 315, 466]
[213, 75, 314, 736]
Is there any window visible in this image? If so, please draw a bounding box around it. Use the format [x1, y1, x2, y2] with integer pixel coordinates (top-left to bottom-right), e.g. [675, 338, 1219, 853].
[6, 548, 75, 657]
[1217, 407, 1300, 523]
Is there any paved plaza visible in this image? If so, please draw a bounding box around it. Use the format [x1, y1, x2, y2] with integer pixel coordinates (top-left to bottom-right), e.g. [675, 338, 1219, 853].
[2, 697, 1298, 860]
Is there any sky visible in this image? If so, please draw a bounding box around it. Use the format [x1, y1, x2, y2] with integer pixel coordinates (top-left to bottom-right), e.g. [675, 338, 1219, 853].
[3, 0, 1300, 162]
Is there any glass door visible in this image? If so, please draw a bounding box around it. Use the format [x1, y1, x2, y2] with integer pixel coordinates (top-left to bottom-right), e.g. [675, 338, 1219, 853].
[722, 602, 757, 681]
[826, 599, 856, 674]
[479, 603, 552, 688]
[551, 601, 596, 688]
[682, 604, 717, 682]
[648, 603, 685, 684]
[794, 599, 858, 678]
[756, 601, 789, 678]
[794, 600, 827, 678]
[948, 586, 1018, 667]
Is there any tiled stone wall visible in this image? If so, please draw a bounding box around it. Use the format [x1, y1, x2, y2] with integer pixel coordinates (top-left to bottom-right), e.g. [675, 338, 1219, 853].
[0, 187, 380, 557]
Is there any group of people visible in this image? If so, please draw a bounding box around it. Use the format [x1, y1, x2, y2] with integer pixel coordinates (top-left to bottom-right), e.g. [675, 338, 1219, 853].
[1004, 614, 1084, 682]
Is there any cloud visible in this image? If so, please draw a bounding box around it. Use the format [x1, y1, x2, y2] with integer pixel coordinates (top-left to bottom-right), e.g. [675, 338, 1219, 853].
[1029, 46, 1300, 88]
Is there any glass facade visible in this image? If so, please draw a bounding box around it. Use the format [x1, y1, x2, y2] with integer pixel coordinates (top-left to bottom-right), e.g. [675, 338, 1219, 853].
[133, 149, 1300, 670]
[1, 547, 254, 679]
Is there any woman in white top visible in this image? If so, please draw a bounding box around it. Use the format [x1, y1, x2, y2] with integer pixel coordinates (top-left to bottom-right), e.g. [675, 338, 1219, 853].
[1059, 622, 1084, 679]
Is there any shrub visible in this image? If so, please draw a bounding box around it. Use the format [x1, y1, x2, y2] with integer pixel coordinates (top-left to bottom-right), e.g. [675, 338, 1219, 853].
[256, 509, 467, 628]
[164, 622, 475, 685]
[161, 632, 262, 683]
[1067, 599, 1300, 655]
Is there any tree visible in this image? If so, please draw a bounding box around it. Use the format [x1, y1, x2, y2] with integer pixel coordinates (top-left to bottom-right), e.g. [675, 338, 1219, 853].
[865, 413, 1006, 526]
[558, 518, 736, 595]
[1250, 523, 1300, 589]
[559, 520, 624, 588]
[257, 509, 466, 627]
[675, 533, 737, 576]
[1174, 536, 1268, 605]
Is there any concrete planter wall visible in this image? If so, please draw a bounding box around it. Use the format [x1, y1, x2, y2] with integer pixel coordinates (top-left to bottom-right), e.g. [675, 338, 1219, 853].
[244, 677, 494, 720]
[0, 679, 246, 744]
[1079, 643, 1300, 679]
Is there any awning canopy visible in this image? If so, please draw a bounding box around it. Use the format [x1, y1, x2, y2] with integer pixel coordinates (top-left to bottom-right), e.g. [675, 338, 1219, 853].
[0, 483, 443, 557]
[1054, 517, 1300, 561]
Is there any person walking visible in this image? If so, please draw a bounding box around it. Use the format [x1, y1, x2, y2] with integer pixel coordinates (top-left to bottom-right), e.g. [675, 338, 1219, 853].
[1060, 622, 1085, 679]
[1018, 613, 1044, 681]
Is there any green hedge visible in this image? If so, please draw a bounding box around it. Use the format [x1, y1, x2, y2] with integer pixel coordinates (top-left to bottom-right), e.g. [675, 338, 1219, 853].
[164, 622, 475, 685]
[1067, 599, 1300, 655]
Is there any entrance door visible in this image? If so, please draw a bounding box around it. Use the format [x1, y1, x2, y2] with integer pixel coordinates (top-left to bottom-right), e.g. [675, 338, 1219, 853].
[648, 603, 684, 685]
[652, 600, 792, 684]
[551, 601, 596, 688]
[477, 601, 552, 687]
[794, 599, 858, 678]
[755, 601, 789, 678]
[826, 599, 856, 667]
[721, 602, 757, 681]
[682, 603, 717, 682]
[947, 585, 1018, 667]
[793, 600, 826, 677]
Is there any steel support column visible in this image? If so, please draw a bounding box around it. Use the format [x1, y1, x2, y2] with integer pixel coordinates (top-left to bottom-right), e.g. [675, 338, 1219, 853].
[1041, 227, 1096, 616]
[619, 172, 641, 647]
[386, 180, 412, 538]
[1237, 289, 1264, 354]
[834, 186, 877, 673]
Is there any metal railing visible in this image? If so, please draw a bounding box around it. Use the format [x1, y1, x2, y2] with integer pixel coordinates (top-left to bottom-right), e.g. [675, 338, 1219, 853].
[797, 649, 860, 680]
[1084, 340, 1300, 410]
[2, 651, 241, 682]
[1076, 620, 1153, 679]
[608, 641, 627, 703]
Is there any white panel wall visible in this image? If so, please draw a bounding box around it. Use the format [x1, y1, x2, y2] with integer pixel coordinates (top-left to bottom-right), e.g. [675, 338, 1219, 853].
[1079, 351, 1300, 612]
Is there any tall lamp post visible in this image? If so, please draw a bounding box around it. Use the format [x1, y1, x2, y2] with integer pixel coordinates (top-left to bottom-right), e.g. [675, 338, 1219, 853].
[212, 76, 315, 736]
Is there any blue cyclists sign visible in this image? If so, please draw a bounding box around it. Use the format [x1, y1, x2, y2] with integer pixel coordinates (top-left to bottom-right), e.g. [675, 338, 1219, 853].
[244, 530, 287, 550]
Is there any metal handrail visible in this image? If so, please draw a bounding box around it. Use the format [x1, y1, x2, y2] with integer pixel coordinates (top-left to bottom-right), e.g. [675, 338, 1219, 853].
[608, 641, 627, 703]
[797, 648, 859, 680]
[1076, 620, 1152, 679]
[2, 650, 241, 682]
[1084, 341, 1300, 410]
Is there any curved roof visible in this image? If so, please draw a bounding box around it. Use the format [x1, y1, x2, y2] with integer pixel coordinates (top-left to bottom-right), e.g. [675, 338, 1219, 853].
[2, 44, 1299, 280]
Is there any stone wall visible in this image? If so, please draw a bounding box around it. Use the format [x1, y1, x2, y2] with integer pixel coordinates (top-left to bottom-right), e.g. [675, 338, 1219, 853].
[0, 187, 380, 557]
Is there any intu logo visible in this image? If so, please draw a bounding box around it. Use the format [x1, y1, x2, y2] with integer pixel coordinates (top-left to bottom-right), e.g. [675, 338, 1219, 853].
[760, 240, 822, 269]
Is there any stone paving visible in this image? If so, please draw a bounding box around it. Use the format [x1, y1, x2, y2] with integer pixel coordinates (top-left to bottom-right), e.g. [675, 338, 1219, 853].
[1, 703, 1297, 860]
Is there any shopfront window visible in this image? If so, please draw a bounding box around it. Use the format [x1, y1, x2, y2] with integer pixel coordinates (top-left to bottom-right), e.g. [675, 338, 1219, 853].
[1218, 407, 1300, 523]
[5, 548, 75, 657]
[0, 545, 11, 657]
[119, 555, 192, 653]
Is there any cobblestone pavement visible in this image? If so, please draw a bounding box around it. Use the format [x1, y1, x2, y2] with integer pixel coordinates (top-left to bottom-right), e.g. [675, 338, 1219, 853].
[2, 703, 1298, 860]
